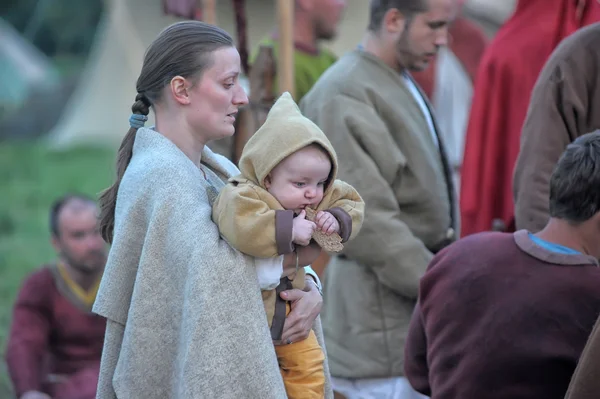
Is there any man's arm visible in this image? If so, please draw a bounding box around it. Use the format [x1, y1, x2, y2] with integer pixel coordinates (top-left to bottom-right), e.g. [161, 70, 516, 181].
[302, 94, 433, 298]
[5, 270, 52, 397]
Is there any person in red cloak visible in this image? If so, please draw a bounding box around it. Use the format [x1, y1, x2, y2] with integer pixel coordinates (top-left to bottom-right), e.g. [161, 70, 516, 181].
[458, 0, 600, 237]
[411, 0, 489, 197]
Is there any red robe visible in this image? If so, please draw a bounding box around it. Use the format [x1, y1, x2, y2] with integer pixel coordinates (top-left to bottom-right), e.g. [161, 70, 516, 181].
[5, 265, 106, 399]
[459, 0, 600, 237]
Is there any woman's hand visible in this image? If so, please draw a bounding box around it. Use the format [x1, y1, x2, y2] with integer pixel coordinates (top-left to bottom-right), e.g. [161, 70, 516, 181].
[278, 277, 323, 345]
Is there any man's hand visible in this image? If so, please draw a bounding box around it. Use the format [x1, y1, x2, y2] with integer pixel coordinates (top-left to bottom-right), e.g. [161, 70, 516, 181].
[292, 210, 316, 246]
[278, 277, 323, 345]
[21, 391, 52, 399]
[315, 211, 340, 235]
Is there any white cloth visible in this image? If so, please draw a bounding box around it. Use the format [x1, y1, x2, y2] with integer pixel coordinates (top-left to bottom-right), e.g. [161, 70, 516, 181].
[431, 46, 474, 194]
[402, 73, 439, 149]
[255, 256, 284, 290]
[254, 260, 322, 291]
[332, 376, 429, 399]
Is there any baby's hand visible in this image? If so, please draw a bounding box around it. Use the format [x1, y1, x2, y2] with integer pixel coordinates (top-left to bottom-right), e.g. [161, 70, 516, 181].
[316, 211, 340, 235]
[292, 210, 316, 246]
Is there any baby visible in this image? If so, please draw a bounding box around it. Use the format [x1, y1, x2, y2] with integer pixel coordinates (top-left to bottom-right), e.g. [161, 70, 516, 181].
[212, 92, 364, 398]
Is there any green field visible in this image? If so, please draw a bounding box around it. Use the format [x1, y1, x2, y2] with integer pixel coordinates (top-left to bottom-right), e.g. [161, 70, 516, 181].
[0, 141, 115, 397]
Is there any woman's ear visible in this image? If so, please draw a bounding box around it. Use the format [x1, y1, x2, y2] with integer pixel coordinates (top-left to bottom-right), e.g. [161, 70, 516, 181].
[170, 76, 191, 105]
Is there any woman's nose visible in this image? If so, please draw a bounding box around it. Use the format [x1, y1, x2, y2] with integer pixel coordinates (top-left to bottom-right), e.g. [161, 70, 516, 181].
[233, 84, 249, 106]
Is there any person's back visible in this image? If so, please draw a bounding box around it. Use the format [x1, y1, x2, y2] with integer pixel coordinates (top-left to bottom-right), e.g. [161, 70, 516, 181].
[406, 130, 600, 398]
[405, 231, 600, 398]
[459, 0, 600, 236]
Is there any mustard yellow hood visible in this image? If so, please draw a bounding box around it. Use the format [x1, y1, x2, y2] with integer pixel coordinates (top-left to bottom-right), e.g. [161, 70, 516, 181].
[238, 92, 339, 190]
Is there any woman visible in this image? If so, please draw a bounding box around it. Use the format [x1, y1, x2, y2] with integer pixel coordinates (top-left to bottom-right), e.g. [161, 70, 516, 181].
[93, 21, 331, 398]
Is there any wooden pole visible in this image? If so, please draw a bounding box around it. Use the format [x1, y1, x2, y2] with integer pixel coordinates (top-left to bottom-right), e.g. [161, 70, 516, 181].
[276, 0, 295, 98]
[201, 0, 217, 25]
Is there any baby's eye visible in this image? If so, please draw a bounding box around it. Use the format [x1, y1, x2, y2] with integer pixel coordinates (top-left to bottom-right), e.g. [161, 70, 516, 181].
[294, 182, 306, 188]
[318, 181, 326, 186]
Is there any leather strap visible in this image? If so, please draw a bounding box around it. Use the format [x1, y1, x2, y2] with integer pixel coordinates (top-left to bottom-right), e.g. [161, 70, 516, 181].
[270, 276, 293, 340]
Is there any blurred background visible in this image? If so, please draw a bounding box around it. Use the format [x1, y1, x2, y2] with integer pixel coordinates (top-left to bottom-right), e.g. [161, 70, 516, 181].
[0, 0, 515, 396]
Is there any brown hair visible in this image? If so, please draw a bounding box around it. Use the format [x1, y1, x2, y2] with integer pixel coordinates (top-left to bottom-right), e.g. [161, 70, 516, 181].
[368, 0, 427, 31]
[98, 21, 234, 244]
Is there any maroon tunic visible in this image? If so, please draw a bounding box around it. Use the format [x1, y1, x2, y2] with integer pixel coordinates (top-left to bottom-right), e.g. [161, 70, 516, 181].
[5, 265, 106, 399]
[404, 230, 600, 399]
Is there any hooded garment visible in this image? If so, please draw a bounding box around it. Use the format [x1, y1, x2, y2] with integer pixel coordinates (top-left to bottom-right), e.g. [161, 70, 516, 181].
[459, 0, 600, 237]
[212, 92, 364, 324]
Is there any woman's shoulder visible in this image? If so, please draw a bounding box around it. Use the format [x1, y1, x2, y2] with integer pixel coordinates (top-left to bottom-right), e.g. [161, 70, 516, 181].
[127, 129, 204, 182]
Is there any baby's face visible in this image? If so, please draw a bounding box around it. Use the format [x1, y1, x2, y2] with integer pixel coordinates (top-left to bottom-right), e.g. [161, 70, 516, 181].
[265, 145, 332, 213]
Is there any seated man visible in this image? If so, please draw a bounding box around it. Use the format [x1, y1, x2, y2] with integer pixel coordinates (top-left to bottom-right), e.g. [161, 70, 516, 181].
[5, 194, 107, 399]
[404, 130, 600, 399]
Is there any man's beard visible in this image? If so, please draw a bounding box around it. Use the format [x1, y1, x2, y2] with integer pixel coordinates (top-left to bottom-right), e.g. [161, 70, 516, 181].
[62, 250, 105, 275]
[395, 18, 417, 70]
[315, 20, 336, 41]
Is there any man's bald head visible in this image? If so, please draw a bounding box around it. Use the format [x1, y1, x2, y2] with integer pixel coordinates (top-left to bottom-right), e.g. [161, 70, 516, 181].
[50, 193, 106, 275]
[295, 0, 347, 41]
[50, 194, 97, 237]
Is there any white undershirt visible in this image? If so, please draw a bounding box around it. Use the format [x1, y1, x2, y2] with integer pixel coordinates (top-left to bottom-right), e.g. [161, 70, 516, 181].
[402, 72, 439, 149]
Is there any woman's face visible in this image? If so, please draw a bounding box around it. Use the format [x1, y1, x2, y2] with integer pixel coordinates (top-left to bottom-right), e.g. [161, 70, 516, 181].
[187, 46, 248, 141]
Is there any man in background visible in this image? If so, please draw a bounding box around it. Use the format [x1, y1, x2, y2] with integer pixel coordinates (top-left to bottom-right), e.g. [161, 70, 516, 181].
[5, 194, 107, 399]
[301, 0, 456, 396]
[249, 0, 347, 103]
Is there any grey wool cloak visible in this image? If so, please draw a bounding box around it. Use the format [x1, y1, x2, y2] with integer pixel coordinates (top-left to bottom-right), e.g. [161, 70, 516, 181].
[92, 128, 332, 398]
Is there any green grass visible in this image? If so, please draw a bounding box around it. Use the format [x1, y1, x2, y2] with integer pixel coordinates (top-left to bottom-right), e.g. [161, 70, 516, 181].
[0, 141, 115, 397]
